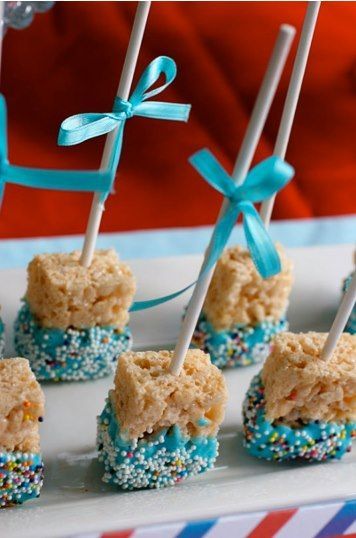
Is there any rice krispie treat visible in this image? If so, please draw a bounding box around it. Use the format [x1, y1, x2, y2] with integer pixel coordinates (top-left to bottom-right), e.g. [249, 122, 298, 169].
[192, 243, 293, 368]
[0, 358, 44, 507]
[243, 332, 356, 462]
[14, 249, 136, 381]
[97, 349, 228, 489]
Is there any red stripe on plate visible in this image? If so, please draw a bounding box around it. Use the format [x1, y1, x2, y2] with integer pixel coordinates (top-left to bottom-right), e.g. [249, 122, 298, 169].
[329, 535, 356, 538]
[247, 508, 298, 538]
[101, 530, 133, 538]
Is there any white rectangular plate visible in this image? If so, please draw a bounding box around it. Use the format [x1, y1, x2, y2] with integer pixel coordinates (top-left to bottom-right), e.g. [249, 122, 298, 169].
[1, 244, 355, 538]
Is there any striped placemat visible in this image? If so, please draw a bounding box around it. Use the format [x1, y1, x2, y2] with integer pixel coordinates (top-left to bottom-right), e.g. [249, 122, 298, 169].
[70, 499, 356, 538]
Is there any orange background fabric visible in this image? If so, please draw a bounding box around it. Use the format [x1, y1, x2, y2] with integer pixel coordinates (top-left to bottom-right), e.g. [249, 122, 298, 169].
[1, 1, 355, 239]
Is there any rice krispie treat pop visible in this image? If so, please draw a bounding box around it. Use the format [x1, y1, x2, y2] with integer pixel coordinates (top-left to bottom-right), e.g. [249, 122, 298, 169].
[0, 358, 45, 507]
[192, 243, 293, 368]
[198, 3, 319, 371]
[97, 349, 227, 490]
[96, 21, 298, 490]
[14, 249, 136, 382]
[188, 4, 320, 372]
[243, 271, 356, 463]
[243, 332, 356, 462]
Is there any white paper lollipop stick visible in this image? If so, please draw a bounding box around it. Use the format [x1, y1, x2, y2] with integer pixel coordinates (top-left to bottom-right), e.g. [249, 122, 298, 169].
[260, 1, 321, 227]
[169, 24, 296, 375]
[321, 271, 356, 361]
[80, 1, 151, 267]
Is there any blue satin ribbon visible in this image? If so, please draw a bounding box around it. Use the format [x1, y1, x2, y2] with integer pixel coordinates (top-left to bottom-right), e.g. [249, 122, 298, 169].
[58, 55, 191, 201]
[0, 56, 190, 206]
[0, 94, 112, 204]
[130, 151, 294, 311]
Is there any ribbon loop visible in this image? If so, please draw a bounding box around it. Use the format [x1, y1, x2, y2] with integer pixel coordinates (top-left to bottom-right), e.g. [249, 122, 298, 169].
[236, 156, 293, 203]
[189, 149, 236, 199]
[58, 113, 123, 146]
[129, 55, 177, 105]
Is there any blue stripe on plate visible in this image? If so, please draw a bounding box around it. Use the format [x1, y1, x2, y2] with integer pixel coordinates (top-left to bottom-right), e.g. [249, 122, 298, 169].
[315, 500, 356, 537]
[176, 519, 217, 538]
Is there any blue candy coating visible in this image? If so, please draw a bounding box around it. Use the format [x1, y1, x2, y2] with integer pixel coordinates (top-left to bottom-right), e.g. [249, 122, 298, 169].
[97, 397, 219, 490]
[0, 451, 43, 508]
[192, 311, 288, 369]
[14, 301, 132, 382]
[343, 273, 355, 334]
[243, 374, 356, 462]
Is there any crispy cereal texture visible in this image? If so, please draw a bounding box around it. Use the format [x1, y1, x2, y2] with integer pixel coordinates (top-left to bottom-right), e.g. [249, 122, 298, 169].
[0, 358, 44, 452]
[26, 249, 136, 329]
[203, 243, 293, 330]
[262, 332, 356, 424]
[112, 349, 228, 440]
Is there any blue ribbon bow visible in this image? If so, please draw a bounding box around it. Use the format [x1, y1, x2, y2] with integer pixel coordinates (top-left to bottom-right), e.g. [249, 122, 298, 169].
[0, 56, 190, 206]
[58, 55, 191, 201]
[130, 150, 294, 311]
[190, 150, 293, 279]
[0, 95, 113, 205]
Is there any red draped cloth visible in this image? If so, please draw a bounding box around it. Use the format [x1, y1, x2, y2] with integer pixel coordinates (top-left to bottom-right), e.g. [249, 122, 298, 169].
[1, 1, 355, 238]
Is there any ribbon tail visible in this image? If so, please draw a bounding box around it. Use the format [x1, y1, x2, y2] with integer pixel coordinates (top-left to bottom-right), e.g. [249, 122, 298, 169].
[4, 163, 112, 193]
[242, 204, 281, 278]
[134, 101, 191, 122]
[97, 122, 125, 203]
[130, 204, 239, 312]
[130, 282, 195, 312]
[201, 204, 239, 275]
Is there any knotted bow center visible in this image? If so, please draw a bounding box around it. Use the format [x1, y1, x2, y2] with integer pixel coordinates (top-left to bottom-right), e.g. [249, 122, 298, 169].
[229, 186, 247, 205]
[112, 97, 134, 118]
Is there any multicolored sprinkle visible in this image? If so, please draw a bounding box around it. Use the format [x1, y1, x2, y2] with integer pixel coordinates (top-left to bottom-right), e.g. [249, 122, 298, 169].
[243, 373, 356, 462]
[343, 273, 355, 334]
[14, 301, 132, 382]
[0, 451, 43, 507]
[97, 397, 219, 490]
[192, 312, 288, 368]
